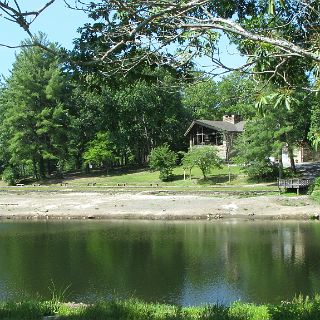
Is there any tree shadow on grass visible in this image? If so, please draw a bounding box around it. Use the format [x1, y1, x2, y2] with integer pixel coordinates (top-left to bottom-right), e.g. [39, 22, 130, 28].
[23, 166, 150, 185]
[169, 174, 185, 182]
[197, 174, 237, 185]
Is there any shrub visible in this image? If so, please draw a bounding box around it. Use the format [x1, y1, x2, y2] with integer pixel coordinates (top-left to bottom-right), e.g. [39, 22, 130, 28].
[1, 166, 17, 185]
[149, 145, 177, 181]
[238, 159, 279, 181]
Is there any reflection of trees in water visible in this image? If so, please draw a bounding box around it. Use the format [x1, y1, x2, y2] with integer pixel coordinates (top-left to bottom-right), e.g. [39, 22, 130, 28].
[0, 221, 320, 304]
[0, 222, 187, 303]
[211, 222, 320, 303]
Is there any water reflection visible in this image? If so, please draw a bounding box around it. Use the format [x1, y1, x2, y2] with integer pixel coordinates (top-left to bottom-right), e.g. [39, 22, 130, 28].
[0, 220, 320, 305]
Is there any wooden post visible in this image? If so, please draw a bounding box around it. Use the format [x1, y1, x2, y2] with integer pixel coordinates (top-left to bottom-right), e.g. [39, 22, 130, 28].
[183, 169, 186, 181]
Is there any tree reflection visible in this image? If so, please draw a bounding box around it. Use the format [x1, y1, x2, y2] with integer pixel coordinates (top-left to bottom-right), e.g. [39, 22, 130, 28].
[0, 221, 320, 305]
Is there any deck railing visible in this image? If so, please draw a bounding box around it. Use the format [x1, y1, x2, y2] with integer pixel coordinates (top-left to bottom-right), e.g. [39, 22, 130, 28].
[277, 178, 314, 194]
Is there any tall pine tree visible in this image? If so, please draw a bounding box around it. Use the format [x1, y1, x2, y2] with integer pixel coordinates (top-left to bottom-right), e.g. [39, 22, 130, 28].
[0, 34, 71, 181]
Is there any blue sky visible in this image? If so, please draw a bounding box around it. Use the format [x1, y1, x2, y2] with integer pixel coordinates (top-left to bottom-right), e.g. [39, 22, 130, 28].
[0, 1, 88, 77]
[0, 1, 246, 78]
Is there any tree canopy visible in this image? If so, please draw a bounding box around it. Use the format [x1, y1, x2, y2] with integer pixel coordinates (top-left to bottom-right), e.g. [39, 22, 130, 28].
[0, 1, 319, 184]
[1, 1, 319, 83]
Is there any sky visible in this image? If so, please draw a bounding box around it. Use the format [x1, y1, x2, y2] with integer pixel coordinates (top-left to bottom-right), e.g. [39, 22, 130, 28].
[0, 1, 246, 79]
[0, 0, 88, 77]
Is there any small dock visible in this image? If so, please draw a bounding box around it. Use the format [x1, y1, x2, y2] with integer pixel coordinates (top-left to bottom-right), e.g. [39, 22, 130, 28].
[277, 178, 314, 194]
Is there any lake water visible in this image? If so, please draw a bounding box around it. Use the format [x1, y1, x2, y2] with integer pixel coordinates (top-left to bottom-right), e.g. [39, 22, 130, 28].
[1, 220, 320, 305]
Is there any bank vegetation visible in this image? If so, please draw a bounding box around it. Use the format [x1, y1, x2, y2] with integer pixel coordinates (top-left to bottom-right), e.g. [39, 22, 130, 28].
[2, 296, 320, 320]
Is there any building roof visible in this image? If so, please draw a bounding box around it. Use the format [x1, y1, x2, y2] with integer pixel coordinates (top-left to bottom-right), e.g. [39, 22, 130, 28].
[184, 119, 245, 136]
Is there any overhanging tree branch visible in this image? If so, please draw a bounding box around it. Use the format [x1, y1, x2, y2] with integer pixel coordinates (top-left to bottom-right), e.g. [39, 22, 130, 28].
[86, 0, 319, 75]
[1, 0, 319, 82]
[0, 1, 56, 48]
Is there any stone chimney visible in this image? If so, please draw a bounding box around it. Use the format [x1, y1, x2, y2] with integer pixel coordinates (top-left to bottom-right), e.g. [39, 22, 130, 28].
[223, 114, 241, 124]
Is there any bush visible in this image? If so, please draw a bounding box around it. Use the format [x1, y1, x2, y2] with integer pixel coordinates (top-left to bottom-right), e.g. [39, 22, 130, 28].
[1, 166, 17, 185]
[239, 160, 279, 181]
[310, 177, 320, 202]
[149, 145, 177, 181]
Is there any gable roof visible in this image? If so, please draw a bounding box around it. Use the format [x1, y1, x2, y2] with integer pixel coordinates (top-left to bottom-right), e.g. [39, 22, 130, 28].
[184, 119, 245, 136]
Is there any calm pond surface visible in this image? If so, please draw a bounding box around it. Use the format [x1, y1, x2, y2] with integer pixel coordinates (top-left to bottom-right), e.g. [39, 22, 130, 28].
[0, 220, 320, 305]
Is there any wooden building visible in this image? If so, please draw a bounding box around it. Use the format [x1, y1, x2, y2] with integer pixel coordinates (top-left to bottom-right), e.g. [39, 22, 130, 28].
[185, 115, 320, 164]
[184, 115, 245, 161]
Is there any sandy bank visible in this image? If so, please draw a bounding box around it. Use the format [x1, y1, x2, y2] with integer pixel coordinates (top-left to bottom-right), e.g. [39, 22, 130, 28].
[0, 191, 319, 220]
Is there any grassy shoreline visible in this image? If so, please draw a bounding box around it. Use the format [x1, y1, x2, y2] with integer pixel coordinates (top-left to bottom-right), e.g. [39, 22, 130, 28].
[0, 165, 276, 190]
[2, 296, 320, 319]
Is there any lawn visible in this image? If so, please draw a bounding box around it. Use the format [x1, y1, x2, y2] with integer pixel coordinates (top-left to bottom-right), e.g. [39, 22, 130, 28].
[61, 165, 245, 187]
[0, 164, 279, 192]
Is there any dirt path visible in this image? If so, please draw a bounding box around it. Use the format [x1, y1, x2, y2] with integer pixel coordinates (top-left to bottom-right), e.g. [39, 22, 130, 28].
[0, 191, 319, 220]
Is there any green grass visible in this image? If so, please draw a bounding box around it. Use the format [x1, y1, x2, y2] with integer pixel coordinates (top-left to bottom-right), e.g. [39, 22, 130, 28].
[0, 165, 280, 193]
[52, 165, 245, 187]
[2, 296, 320, 319]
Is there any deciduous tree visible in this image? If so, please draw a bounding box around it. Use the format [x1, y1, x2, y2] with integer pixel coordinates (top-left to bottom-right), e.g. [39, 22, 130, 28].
[182, 146, 222, 179]
[83, 132, 115, 170]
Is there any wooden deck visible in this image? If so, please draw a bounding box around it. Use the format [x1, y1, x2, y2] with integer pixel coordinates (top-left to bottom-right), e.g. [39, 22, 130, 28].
[277, 178, 314, 194]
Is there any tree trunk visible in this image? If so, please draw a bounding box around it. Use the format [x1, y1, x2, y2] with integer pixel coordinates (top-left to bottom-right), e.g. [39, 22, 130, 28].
[39, 156, 45, 179]
[228, 161, 231, 183]
[57, 159, 64, 178]
[46, 160, 52, 176]
[288, 145, 296, 173]
[32, 158, 38, 179]
[75, 151, 83, 170]
[278, 149, 284, 179]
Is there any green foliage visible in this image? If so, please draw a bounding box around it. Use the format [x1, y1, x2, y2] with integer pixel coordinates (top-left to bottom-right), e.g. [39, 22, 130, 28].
[269, 295, 320, 320]
[308, 96, 320, 150]
[149, 145, 177, 181]
[216, 73, 258, 118]
[3, 296, 320, 319]
[182, 146, 222, 179]
[0, 34, 71, 179]
[183, 80, 220, 119]
[310, 177, 320, 204]
[0, 300, 59, 319]
[229, 302, 270, 320]
[67, 85, 117, 170]
[235, 88, 311, 179]
[234, 116, 280, 180]
[1, 167, 17, 186]
[76, 0, 318, 91]
[114, 73, 188, 163]
[83, 132, 114, 168]
[255, 89, 300, 114]
[182, 73, 258, 121]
